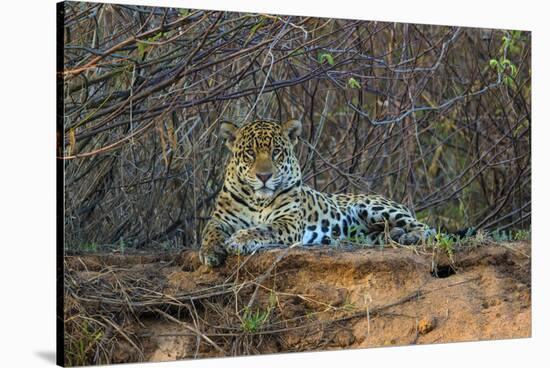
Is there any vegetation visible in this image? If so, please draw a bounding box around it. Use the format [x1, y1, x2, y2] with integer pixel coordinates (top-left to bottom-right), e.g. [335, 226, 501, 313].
[65, 319, 104, 366]
[240, 306, 272, 333]
[60, 3, 530, 251]
[60, 6, 531, 364]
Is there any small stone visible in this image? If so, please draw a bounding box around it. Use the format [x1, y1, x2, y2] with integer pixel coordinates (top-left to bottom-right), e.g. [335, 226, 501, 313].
[418, 316, 436, 335]
[333, 329, 355, 347]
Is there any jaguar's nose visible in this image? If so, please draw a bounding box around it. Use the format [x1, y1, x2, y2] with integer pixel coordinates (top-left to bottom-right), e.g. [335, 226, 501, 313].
[256, 172, 273, 183]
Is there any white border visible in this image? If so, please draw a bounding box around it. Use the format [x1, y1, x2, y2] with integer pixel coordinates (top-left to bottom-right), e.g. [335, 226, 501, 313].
[1, 0, 547, 367]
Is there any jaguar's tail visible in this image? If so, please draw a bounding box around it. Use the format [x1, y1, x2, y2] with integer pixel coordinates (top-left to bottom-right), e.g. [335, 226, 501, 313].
[448, 227, 477, 239]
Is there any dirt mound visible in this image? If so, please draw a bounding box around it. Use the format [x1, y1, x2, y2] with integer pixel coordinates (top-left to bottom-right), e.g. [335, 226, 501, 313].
[64, 242, 531, 365]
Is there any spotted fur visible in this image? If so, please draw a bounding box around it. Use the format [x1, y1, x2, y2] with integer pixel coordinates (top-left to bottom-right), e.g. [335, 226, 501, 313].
[199, 120, 435, 267]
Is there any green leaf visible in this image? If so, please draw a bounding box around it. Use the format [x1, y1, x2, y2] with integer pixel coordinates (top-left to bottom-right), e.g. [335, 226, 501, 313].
[510, 63, 518, 77]
[136, 32, 164, 58]
[244, 17, 265, 47]
[489, 59, 499, 69]
[347, 77, 361, 89]
[250, 17, 265, 35]
[148, 32, 164, 42]
[136, 42, 147, 58]
[500, 58, 511, 68]
[503, 75, 514, 87]
[318, 52, 335, 66]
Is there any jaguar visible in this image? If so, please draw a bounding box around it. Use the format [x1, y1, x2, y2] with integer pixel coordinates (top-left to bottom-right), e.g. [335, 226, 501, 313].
[199, 119, 436, 267]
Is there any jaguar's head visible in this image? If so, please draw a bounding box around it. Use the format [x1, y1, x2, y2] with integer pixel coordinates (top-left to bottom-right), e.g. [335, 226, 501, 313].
[221, 120, 302, 199]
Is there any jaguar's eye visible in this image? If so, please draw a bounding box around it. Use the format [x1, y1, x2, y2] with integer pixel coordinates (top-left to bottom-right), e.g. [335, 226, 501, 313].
[272, 148, 281, 158]
[245, 149, 256, 158]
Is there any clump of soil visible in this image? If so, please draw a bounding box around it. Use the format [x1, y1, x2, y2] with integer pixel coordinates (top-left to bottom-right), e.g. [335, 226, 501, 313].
[64, 242, 531, 365]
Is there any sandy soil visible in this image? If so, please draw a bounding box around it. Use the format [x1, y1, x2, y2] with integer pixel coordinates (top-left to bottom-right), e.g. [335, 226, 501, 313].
[65, 241, 531, 364]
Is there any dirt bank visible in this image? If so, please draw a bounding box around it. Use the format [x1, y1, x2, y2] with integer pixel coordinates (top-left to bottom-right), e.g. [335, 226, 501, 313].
[64, 241, 531, 365]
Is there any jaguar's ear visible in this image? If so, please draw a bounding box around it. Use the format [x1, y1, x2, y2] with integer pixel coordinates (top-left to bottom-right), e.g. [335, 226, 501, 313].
[282, 119, 302, 145]
[220, 121, 239, 150]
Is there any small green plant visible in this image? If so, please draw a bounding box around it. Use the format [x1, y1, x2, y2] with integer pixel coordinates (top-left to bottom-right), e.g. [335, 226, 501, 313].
[514, 229, 531, 241]
[70, 242, 98, 253]
[491, 230, 513, 242]
[491, 229, 531, 242]
[136, 31, 165, 58]
[489, 31, 522, 88]
[347, 77, 361, 89]
[342, 294, 356, 312]
[431, 230, 456, 261]
[305, 310, 316, 320]
[240, 292, 276, 333]
[244, 16, 265, 47]
[118, 238, 126, 254]
[317, 52, 335, 66]
[489, 57, 517, 87]
[241, 307, 270, 333]
[66, 320, 103, 366]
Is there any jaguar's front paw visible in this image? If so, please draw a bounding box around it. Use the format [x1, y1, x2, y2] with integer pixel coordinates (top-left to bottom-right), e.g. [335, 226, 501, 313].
[225, 229, 262, 255]
[199, 244, 227, 268]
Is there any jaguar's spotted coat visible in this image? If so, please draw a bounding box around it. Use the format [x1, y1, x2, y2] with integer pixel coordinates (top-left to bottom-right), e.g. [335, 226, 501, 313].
[199, 120, 435, 267]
